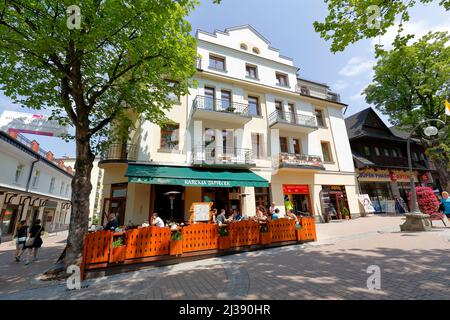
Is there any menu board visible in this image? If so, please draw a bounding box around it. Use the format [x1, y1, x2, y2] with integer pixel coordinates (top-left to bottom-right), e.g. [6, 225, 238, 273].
[358, 194, 375, 214]
[190, 202, 213, 223]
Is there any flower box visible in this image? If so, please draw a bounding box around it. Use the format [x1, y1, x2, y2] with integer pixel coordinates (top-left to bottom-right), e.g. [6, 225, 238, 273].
[218, 236, 231, 250]
[260, 232, 271, 245]
[109, 232, 126, 263]
[169, 239, 183, 256]
[109, 246, 126, 263]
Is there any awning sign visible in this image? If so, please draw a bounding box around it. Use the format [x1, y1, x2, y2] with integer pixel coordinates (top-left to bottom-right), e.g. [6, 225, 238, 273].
[0, 111, 68, 137]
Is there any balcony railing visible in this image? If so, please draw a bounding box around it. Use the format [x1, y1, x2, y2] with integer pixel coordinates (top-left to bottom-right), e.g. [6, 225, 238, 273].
[269, 110, 318, 128]
[193, 146, 255, 167]
[274, 153, 325, 170]
[327, 92, 341, 103]
[101, 143, 138, 162]
[196, 57, 202, 69]
[295, 84, 341, 103]
[193, 95, 250, 117]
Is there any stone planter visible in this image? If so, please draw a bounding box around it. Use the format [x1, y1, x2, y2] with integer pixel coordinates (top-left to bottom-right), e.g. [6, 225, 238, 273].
[218, 236, 231, 250]
[400, 213, 432, 232]
[260, 232, 271, 245]
[169, 240, 183, 256]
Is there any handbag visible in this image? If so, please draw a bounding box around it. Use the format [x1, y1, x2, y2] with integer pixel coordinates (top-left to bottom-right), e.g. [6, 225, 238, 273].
[25, 226, 42, 247]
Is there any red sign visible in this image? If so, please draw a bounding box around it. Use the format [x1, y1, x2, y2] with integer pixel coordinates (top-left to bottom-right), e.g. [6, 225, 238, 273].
[389, 172, 398, 182]
[283, 184, 310, 194]
[421, 173, 429, 182]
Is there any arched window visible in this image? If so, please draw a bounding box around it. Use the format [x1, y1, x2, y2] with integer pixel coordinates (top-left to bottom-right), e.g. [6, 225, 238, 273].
[240, 43, 248, 50]
[252, 47, 260, 54]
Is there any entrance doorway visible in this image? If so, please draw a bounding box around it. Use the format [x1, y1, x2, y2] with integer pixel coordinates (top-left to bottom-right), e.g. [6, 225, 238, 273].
[283, 185, 312, 216]
[0, 206, 19, 236]
[322, 185, 350, 220]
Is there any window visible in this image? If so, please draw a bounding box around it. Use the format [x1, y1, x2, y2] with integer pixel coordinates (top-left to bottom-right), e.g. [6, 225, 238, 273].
[204, 87, 215, 110]
[293, 138, 301, 154]
[209, 54, 225, 71]
[14, 164, 24, 183]
[321, 142, 333, 162]
[252, 133, 264, 159]
[240, 43, 248, 50]
[280, 137, 289, 153]
[413, 152, 419, 161]
[31, 170, 40, 188]
[246, 64, 258, 79]
[252, 47, 260, 54]
[276, 73, 289, 87]
[65, 183, 70, 196]
[255, 187, 270, 210]
[160, 123, 179, 151]
[363, 146, 371, 156]
[383, 148, 390, 157]
[392, 149, 399, 157]
[49, 177, 55, 193]
[222, 130, 234, 152]
[419, 152, 426, 161]
[248, 96, 260, 116]
[221, 90, 232, 110]
[374, 147, 381, 156]
[288, 103, 296, 123]
[275, 100, 284, 119]
[60, 182, 65, 195]
[315, 109, 325, 127]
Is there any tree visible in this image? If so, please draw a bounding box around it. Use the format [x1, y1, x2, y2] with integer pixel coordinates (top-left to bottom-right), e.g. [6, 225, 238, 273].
[313, 0, 450, 53]
[364, 31, 450, 189]
[0, 0, 201, 267]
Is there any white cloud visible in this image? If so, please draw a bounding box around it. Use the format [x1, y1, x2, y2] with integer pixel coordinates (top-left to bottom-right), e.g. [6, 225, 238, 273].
[338, 57, 375, 77]
[371, 20, 450, 49]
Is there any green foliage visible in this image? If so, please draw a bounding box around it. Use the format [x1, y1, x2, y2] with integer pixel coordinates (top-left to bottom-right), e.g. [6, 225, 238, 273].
[341, 206, 349, 218]
[170, 230, 183, 241]
[218, 226, 229, 237]
[0, 0, 199, 148]
[91, 214, 99, 225]
[112, 236, 124, 248]
[314, 0, 450, 52]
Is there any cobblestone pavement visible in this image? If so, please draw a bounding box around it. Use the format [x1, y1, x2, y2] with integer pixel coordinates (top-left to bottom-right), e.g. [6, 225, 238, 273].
[1, 216, 449, 300]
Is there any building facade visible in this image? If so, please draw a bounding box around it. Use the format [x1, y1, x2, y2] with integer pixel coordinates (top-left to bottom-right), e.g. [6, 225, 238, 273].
[345, 108, 437, 213]
[99, 25, 360, 226]
[0, 130, 73, 241]
[60, 157, 104, 225]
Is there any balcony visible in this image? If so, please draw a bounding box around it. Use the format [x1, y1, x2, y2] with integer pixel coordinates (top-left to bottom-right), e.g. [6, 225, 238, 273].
[295, 84, 341, 103]
[268, 110, 318, 133]
[274, 153, 325, 171]
[193, 146, 255, 168]
[191, 95, 252, 124]
[100, 143, 138, 163]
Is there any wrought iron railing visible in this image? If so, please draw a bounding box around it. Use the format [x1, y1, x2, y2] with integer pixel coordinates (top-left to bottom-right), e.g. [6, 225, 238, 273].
[101, 143, 138, 162]
[295, 84, 341, 103]
[193, 95, 250, 117]
[268, 110, 317, 128]
[274, 153, 325, 169]
[193, 146, 254, 166]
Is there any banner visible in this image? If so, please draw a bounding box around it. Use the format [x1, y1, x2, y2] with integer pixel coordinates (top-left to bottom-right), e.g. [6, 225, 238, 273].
[0, 111, 68, 137]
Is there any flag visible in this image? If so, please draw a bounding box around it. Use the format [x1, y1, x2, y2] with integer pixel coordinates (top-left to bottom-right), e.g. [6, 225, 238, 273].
[445, 99, 450, 116]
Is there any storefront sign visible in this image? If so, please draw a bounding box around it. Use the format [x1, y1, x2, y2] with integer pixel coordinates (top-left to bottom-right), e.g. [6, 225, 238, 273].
[0, 110, 68, 137]
[389, 172, 398, 182]
[358, 169, 416, 182]
[184, 180, 232, 187]
[283, 184, 309, 194]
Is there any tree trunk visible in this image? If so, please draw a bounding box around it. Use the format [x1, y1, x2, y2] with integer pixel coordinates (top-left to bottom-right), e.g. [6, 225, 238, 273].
[64, 127, 95, 268]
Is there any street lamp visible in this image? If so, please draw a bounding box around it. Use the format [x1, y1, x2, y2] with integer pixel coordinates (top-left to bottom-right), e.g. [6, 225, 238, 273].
[407, 119, 446, 214]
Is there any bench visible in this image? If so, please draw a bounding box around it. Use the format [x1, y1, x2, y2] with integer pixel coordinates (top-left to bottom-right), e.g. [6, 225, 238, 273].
[429, 212, 447, 227]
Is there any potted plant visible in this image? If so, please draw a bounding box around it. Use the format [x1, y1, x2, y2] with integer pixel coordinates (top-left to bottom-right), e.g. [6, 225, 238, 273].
[259, 223, 271, 245]
[218, 226, 231, 250]
[169, 230, 183, 256]
[109, 233, 126, 263]
[342, 207, 350, 221]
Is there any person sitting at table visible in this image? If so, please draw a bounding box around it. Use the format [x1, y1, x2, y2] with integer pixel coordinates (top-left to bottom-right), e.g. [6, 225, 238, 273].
[272, 208, 279, 221]
[230, 209, 242, 222]
[216, 209, 227, 225]
[211, 209, 218, 224]
[287, 209, 298, 222]
[151, 213, 165, 228]
[105, 213, 119, 231]
[269, 202, 276, 215]
[256, 207, 268, 222]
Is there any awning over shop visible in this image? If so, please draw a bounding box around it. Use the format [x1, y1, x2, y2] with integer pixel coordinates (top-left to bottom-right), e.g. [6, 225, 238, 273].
[126, 164, 269, 188]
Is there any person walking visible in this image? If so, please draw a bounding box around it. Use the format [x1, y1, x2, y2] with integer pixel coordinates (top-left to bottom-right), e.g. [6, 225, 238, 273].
[24, 219, 44, 265]
[14, 220, 28, 262]
[441, 191, 450, 218]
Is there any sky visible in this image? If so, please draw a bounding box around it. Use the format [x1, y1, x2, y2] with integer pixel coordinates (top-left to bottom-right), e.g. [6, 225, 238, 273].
[0, 0, 448, 158]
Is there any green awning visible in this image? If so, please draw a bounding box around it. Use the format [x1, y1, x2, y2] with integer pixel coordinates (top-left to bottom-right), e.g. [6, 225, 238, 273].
[126, 164, 269, 188]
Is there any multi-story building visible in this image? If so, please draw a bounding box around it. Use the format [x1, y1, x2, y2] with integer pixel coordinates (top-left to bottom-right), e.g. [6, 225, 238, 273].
[345, 107, 437, 213]
[99, 25, 360, 226]
[0, 130, 73, 241]
[59, 157, 104, 226]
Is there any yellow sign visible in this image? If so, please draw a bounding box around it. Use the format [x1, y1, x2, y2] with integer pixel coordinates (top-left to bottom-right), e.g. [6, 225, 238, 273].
[445, 100, 450, 116]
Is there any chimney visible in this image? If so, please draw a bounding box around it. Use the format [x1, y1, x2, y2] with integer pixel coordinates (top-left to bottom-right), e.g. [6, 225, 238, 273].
[67, 166, 73, 174]
[46, 151, 54, 161]
[58, 159, 65, 169]
[8, 129, 18, 139]
[31, 140, 39, 152]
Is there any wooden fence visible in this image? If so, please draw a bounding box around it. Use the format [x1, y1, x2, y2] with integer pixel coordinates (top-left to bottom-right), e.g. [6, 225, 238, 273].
[81, 217, 317, 279]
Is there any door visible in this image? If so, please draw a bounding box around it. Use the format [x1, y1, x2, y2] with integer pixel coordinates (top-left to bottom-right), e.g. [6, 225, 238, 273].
[221, 90, 232, 111]
[293, 138, 301, 155]
[287, 103, 296, 124]
[279, 137, 289, 153]
[204, 87, 215, 110]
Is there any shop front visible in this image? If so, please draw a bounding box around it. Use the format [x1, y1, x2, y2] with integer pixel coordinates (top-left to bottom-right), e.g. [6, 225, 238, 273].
[320, 185, 350, 220]
[358, 168, 419, 213]
[282, 184, 312, 216]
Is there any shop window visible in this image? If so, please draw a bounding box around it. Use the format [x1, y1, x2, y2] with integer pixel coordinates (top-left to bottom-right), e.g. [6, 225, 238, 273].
[209, 54, 226, 71]
[14, 163, 24, 184]
[248, 96, 261, 116]
[321, 142, 333, 162]
[160, 123, 179, 151]
[31, 170, 40, 188]
[363, 146, 371, 156]
[315, 109, 325, 127]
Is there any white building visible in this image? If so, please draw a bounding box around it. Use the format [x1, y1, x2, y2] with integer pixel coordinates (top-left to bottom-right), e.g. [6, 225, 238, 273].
[0, 130, 73, 241]
[59, 157, 104, 225]
[99, 26, 360, 226]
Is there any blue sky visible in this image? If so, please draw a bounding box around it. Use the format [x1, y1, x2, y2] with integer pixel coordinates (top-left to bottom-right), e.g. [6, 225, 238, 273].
[0, 0, 448, 157]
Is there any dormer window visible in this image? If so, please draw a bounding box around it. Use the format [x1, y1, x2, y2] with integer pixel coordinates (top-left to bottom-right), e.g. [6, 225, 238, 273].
[240, 43, 248, 50]
[252, 47, 260, 54]
[276, 72, 289, 87]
